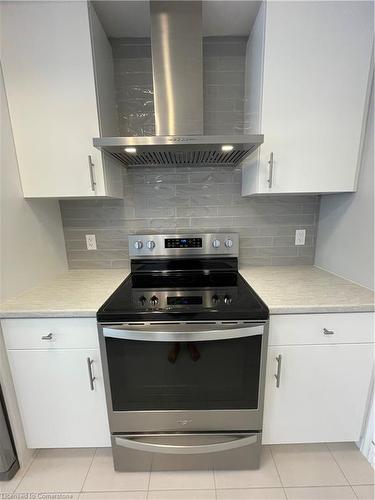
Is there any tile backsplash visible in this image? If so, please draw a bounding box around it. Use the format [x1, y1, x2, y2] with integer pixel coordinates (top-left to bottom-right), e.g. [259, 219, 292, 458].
[60, 167, 320, 269]
[111, 36, 247, 136]
[60, 36, 320, 269]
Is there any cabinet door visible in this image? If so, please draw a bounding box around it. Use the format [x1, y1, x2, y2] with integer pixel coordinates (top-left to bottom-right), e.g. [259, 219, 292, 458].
[243, 1, 373, 195]
[263, 344, 373, 444]
[1, 1, 111, 198]
[7, 349, 110, 448]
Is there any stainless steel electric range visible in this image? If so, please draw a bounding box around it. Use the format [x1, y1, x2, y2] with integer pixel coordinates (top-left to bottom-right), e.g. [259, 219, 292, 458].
[97, 233, 269, 471]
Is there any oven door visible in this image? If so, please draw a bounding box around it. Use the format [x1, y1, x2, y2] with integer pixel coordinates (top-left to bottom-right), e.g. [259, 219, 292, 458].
[99, 322, 268, 432]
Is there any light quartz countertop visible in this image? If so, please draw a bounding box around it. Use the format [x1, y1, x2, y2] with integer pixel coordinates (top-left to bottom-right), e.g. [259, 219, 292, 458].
[0, 266, 373, 319]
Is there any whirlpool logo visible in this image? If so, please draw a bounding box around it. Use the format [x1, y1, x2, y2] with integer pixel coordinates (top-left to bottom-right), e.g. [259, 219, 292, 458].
[177, 419, 193, 426]
[167, 137, 195, 142]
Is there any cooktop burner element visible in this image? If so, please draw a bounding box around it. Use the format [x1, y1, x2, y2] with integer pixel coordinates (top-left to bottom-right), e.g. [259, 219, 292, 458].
[97, 233, 268, 323]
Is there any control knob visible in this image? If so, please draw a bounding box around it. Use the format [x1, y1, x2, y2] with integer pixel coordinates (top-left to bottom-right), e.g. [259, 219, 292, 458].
[147, 240, 156, 250]
[224, 295, 232, 305]
[150, 295, 159, 306]
[134, 240, 143, 250]
[212, 294, 220, 305]
[225, 239, 233, 248]
[138, 296, 147, 306]
[212, 239, 221, 248]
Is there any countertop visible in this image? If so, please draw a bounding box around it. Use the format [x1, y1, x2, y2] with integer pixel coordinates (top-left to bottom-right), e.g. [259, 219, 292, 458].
[0, 266, 373, 319]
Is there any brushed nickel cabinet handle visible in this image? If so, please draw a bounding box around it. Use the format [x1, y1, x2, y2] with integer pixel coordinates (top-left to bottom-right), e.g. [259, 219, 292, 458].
[41, 333, 53, 341]
[87, 357, 96, 391]
[323, 328, 335, 335]
[88, 155, 96, 192]
[274, 354, 282, 388]
[267, 152, 274, 188]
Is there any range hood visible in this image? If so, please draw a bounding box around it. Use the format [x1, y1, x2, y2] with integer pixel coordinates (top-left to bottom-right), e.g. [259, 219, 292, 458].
[93, 1, 263, 168]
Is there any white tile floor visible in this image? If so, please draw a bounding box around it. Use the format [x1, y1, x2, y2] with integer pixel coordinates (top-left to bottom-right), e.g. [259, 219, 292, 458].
[0, 443, 373, 500]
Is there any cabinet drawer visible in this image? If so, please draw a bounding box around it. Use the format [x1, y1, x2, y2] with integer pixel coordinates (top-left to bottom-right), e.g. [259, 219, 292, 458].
[1, 318, 98, 350]
[269, 312, 374, 346]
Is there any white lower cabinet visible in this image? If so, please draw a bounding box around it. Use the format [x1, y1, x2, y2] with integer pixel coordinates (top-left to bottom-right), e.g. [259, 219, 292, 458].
[2, 318, 110, 449]
[262, 313, 374, 444]
[7, 348, 110, 449]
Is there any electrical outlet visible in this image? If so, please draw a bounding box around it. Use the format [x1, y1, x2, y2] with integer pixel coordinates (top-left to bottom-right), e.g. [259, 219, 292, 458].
[295, 229, 306, 246]
[85, 234, 97, 250]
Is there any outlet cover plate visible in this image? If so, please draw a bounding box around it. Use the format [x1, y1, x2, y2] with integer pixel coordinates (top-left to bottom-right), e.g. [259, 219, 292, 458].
[85, 234, 97, 250]
[295, 229, 306, 246]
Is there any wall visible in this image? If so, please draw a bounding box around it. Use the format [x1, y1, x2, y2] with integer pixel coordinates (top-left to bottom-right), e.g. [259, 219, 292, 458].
[0, 66, 68, 466]
[314, 81, 374, 290]
[61, 171, 320, 269]
[60, 36, 320, 270]
[111, 36, 247, 136]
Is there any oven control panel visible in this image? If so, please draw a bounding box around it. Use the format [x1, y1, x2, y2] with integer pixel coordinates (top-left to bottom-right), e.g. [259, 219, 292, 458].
[129, 233, 239, 258]
[132, 290, 237, 310]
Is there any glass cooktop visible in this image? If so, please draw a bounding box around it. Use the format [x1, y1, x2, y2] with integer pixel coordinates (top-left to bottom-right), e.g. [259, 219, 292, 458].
[97, 261, 269, 323]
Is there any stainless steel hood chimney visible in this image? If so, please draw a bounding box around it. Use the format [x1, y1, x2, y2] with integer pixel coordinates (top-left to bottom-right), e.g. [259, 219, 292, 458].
[93, 1, 263, 168]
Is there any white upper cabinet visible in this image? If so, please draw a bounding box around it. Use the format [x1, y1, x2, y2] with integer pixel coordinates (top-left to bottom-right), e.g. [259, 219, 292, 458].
[1, 1, 123, 198]
[242, 1, 374, 195]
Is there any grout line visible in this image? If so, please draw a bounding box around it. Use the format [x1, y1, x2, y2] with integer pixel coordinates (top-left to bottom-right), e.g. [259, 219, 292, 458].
[12, 448, 39, 494]
[325, 442, 351, 486]
[80, 447, 98, 494]
[269, 445, 288, 499]
[212, 465, 218, 500]
[350, 484, 361, 500]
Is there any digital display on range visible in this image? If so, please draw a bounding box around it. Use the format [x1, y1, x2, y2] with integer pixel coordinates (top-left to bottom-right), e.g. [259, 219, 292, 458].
[165, 238, 202, 248]
[167, 296, 203, 305]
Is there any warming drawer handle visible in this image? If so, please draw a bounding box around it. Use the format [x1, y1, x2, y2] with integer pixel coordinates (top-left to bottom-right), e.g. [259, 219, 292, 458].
[102, 324, 265, 342]
[115, 434, 257, 455]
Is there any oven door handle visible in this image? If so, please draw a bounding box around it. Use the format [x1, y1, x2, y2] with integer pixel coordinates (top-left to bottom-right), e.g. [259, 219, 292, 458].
[114, 433, 258, 455]
[102, 323, 264, 342]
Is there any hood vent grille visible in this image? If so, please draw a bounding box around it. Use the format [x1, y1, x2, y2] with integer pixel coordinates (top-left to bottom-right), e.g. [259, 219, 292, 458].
[109, 147, 256, 168]
[93, 135, 263, 168]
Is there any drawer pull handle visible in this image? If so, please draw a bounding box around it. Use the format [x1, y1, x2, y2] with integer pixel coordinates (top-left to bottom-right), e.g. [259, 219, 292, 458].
[41, 333, 53, 341]
[274, 354, 282, 388]
[87, 357, 96, 391]
[323, 328, 334, 335]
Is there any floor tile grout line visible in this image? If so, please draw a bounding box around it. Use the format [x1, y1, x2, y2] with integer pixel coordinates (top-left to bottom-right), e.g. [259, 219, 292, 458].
[269, 445, 288, 498]
[325, 442, 352, 486]
[350, 484, 361, 500]
[12, 448, 40, 494]
[211, 466, 218, 500]
[79, 447, 98, 495]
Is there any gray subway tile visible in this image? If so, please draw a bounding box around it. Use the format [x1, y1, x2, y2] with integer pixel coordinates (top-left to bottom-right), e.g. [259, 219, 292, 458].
[176, 207, 218, 217]
[189, 172, 231, 184]
[271, 256, 314, 265]
[135, 207, 175, 218]
[60, 36, 320, 270]
[240, 237, 274, 248]
[68, 260, 113, 269]
[67, 250, 128, 261]
[148, 196, 190, 208]
[149, 218, 190, 229]
[191, 217, 233, 228]
[240, 257, 273, 267]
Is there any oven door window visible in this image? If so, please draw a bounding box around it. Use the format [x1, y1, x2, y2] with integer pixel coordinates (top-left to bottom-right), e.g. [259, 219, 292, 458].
[105, 335, 262, 411]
